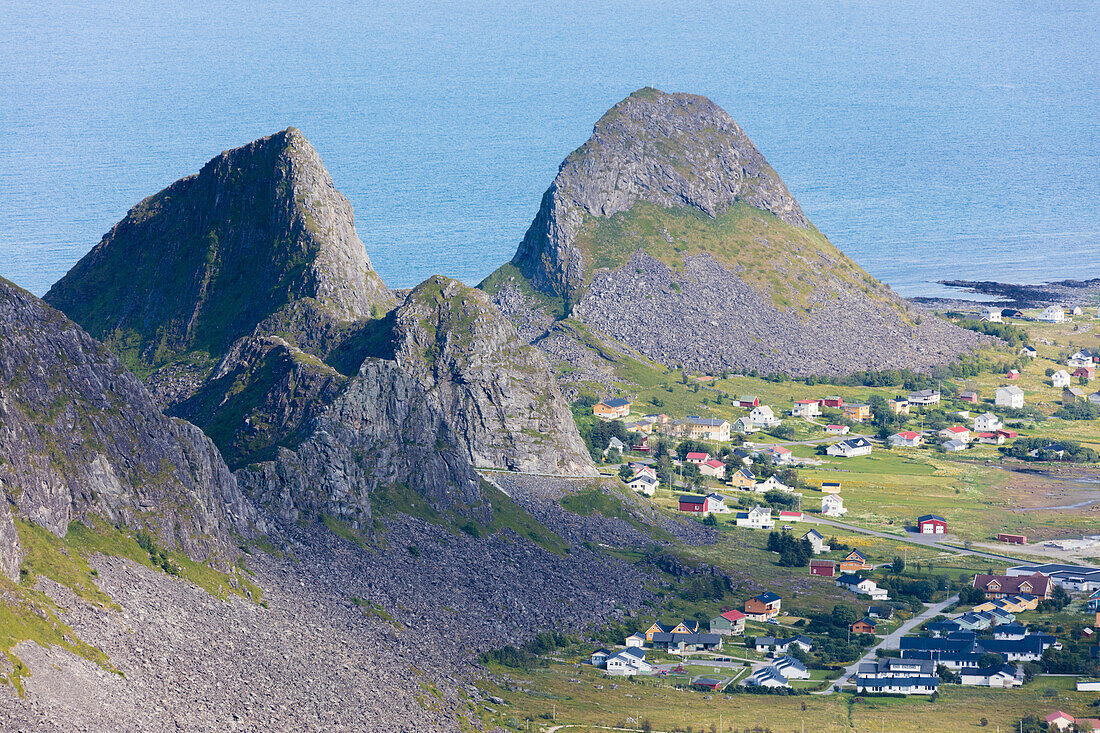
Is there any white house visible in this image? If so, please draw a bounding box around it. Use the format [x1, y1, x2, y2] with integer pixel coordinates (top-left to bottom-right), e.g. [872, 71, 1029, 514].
[734, 506, 774, 530]
[605, 648, 653, 676]
[824, 424, 849, 435]
[908, 389, 941, 406]
[888, 431, 923, 448]
[732, 416, 759, 434]
[699, 459, 726, 479]
[791, 400, 821, 418]
[745, 666, 789, 689]
[973, 412, 1002, 432]
[995, 385, 1025, 409]
[1071, 306, 1084, 317]
[960, 665, 1022, 688]
[1052, 369, 1072, 388]
[939, 426, 970, 443]
[826, 437, 873, 458]
[821, 494, 846, 517]
[981, 307, 1002, 323]
[802, 529, 830, 555]
[942, 439, 967, 452]
[749, 405, 780, 429]
[757, 475, 792, 493]
[772, 655, 811, 680]
[838, 574, 889, 601]
[1038, 306, 1065, 323]
[1068, 352, 1095, 369]
[625, 633, 646, 648]
[603, 436, 627, 458]
[627, 473, 658, 496]
[1020, 346, 1037, 358]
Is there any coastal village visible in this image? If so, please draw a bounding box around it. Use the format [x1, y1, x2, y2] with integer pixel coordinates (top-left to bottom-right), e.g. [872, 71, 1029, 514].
[480, 304, 1100, 731]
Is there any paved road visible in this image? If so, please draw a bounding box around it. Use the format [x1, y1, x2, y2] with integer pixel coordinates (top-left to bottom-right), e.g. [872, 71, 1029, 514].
[817, 594, 959, 694]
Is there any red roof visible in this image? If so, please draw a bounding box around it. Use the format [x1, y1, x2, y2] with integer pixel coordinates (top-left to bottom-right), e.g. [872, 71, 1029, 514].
[826, 424, 845, 430]
[977, 432, 998, 438]
[945, 426, 968, 434]
[779, 511, 803, 519]
[897, 431, 920, 440]
[720, 609, 746, 622]
[704, 459, 724, 468]
[686, 452, 709, 461]
[770, 446, 792, 454]
[997, 429, 1018, 438]
[795, 399, 817, 404]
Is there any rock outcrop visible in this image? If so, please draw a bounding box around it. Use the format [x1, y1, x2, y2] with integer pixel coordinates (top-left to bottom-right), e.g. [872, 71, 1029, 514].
[240, 277, 596, 524]
[44, 127, 393, 390]
[0, 278, 255, 579]
[484, 87, 983, 375]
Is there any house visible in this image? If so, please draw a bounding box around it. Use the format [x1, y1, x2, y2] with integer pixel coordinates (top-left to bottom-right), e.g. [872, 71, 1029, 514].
[939, 425, 970, 443]
[842, 403, 871, 422]
[976, 432, 1005, 445]
[1038, 306, 1065, 323]
[1052, 369, 1072, 388]
[958, 390, 979, 404]
[626, 473, 658, 496]
[1072, 306, 1085, 317]
[1020, 346, 1037, 357]
[1091, 390, 1100, 405]
[757, 475, 791, 493]
[605, 648, 653, 676]
[837, 574, 889, 600]
[821, 396, 844, 408]
[594, 398, 631, 419]
[692, 677, 726, 692]
[820, 481, 842, 494]
[678, 494, 725, 516]
[1089, 589, 1100, 611]
[942, 439, 967, 452]
[709, 609, 746, 636]
[625, 633, 647, 647]
[758, 446, 794, 465]
[772, 655, 810, 679]
[824, 424, 849, 435]
[981, 307, 1002, 323]
[778, 510, 804, 523]
[603, 436, 627, 457]
[700, 459, 726, 479]
[810, 560, 836, 577]
[744, 591, 782, 620]
[973, 572, 1051, 600]
[1075, 366, 1097, 381]
[1064, 386, 1087, 404]
[624, 419, 652, 434]
[991, 623, 1028, 640]
[732, 416, 758, 435]
[851, 618, 878, 635]
[821, 494, 846, 517]
[994, 385, 1024, 408]
[973, 412, 1001, 432]
[754, 636, 812, 655]
[917, 514, 947, 534]
[686, 417, 731, 442]
[888, 396, 911, 414]
[855, 658, 938, 695]
[728, 468, 756, 489]
[839, 549, 869, 574]
[827, 437, 873, 458]
[749, 405, 780, 428]
[737, 395, 759, 408]
[908, 388, 940, 406]
[685, 452, 711, 465]
[1068, 351, 1095, 368]
[643, 620, 699, 641]
[649, 632, 723, 653]
[630, 435, 650, 452]
[997, 428, 1018, 440]
[996, 533, 1027, 545]
[792, 399, 821, 418]
[868, 605, 894, 620]
[590, 648, 611, 667]
[802, 529, 830, 554]
[734, 506, 774, 530]
[1006, 369, 1020, 380]
[745, 665, 789, 689]
[1046, 712, 1076, 732]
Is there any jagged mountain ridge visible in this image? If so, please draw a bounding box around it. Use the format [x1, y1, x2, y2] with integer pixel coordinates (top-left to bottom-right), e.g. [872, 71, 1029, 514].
[484, 88, 983, 375]
[0, 278, 256, 580]
[44, 127, 393, 387]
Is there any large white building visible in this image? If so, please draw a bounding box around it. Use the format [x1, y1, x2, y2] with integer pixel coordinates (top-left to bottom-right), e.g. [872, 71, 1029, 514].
[1038, 306, 1065, 323]
[995, 385, 1025, 409]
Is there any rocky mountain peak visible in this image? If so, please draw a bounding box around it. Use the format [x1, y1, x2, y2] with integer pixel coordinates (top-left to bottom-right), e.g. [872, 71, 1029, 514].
[44, 127, 393, 375]
[507, 88, 808, 298]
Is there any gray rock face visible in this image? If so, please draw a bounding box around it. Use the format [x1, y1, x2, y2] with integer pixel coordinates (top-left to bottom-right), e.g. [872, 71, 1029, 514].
[512, 87, 808, 298]
[239, 276, 596, 524]
[571, 252, 984, 375]
[44, 127, 393, 379]
[0, 278, 256, 578]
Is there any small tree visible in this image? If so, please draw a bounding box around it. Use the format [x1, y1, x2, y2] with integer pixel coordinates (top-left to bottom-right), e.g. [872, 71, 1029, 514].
[618, 464, 634, 482]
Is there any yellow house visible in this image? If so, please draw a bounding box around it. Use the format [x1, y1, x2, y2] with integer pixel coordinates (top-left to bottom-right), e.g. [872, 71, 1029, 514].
[842, 403, 871, 422]
[888, 398, 910, 415]
[728, 468, 755, 489]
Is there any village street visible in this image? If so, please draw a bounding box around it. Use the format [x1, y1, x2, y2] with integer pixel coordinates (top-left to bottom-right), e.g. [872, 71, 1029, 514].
[817, 594, 959, 694]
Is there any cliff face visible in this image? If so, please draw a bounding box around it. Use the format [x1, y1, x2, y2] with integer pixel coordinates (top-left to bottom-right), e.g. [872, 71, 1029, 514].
[240, 277, 596, 524]
[44, 128, 393, 383]
[487, 87, 982, 375]
[0, 278, 255, 579]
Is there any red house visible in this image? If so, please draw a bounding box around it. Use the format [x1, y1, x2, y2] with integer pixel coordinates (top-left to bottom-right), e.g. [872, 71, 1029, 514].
[917, 514, 947, 534]
[821, 396, 844, 408]
[678, 494, 721, 515]
[997, 533, 1027, 545]
[851, 618, 877, 635]
[737, 396, 759, 408]
[997, 429, 1018, 440]
[810, 560, 836, 577]
[1006, 369, 1020, 380]
[1074, 366, 1096, 381]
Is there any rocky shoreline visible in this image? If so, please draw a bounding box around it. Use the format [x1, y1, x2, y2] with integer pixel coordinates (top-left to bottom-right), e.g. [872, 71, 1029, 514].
[917, 277, 1100, 309]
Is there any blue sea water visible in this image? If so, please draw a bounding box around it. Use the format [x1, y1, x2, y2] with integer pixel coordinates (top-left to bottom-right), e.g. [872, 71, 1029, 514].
[2, 1, 1098, 299]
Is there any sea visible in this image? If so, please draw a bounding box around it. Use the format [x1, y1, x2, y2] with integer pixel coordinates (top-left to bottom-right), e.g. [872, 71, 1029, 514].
[2, 0, 1099, 299]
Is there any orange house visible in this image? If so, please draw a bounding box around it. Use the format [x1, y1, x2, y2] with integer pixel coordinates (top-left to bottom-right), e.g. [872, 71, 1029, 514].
[744, 592, 782, 620]
[593, 398, 631, 420]
[851, 618, 877, 635]
[842, 403, 871, 422]
[839, 550, 869, 575]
